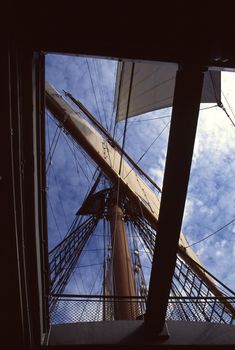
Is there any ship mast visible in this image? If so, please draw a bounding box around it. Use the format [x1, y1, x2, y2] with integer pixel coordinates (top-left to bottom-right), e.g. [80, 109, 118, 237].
[109, 192, 136, 319]
[45, 81, 235, 321]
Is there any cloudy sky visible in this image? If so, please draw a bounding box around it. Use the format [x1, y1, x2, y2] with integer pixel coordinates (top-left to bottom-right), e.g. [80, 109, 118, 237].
[45, 54, 235, 295]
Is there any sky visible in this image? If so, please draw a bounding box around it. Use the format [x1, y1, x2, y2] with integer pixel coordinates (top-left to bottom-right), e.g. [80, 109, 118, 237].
[45, 53, 235, 296]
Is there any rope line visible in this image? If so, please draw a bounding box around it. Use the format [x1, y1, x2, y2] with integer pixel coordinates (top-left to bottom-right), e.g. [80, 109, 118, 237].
[220, 90, 235, 128]
[124, 121, 170, 180]
[185, 217, 235, 248]
[118, 63, 135, 175]
[86, 59, 102, 124]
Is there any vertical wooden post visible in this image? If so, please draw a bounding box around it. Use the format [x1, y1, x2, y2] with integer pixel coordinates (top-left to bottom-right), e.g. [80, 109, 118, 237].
[110, 199, 136, 320]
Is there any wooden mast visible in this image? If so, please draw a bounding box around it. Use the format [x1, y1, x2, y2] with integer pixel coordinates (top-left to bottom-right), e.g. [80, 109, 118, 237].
[109, 193, 137, 320]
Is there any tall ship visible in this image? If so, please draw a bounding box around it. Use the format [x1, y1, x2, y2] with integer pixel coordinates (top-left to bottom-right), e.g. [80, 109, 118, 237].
[45, 55, 235, 329]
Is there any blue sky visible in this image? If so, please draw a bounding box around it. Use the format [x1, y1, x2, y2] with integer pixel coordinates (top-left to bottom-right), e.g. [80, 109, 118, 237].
[45, 53, 235, 294]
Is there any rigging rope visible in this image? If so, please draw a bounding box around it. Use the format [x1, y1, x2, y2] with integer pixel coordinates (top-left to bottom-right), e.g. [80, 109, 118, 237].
[63, 129, 97, 181]
[220, 90, 235, 128]
[51, 164, 69, 229]
[48, 197, 63, 242]
[129, 114, 171, 123]
[47, 111, 104, 295]
[124, 121, 170, 180]
[86, 58, 102, 125]
[185, 217, 235, 248]
[94, 59, 109, 131]
[46, 120, 63, 173]
[118, 63, 135, 175]
[110, 62, 119, 135]
[74, 263, 103, 268]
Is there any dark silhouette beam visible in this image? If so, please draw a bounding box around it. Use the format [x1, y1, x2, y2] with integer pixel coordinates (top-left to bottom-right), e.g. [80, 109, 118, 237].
[145, 65, 204, 336]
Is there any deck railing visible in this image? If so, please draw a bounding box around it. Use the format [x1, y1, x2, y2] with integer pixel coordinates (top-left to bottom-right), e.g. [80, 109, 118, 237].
[49, 294, 235, 325]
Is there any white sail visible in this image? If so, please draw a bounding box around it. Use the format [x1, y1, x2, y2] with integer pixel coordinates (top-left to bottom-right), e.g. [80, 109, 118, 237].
[115, 61, 221, 121]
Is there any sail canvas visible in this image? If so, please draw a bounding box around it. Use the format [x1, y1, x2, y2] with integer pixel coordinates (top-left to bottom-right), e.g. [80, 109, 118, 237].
[115, 61, 221, 121]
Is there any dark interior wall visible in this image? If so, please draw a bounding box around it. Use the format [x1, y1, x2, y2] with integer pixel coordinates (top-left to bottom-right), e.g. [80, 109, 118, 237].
[8, 3, 235, 68]
[1, 38, 47, 349]
[1, 38, 26, 350]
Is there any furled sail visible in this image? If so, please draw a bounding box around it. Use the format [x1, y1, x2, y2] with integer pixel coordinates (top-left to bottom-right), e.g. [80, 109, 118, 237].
[115, 61, 221, 121]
